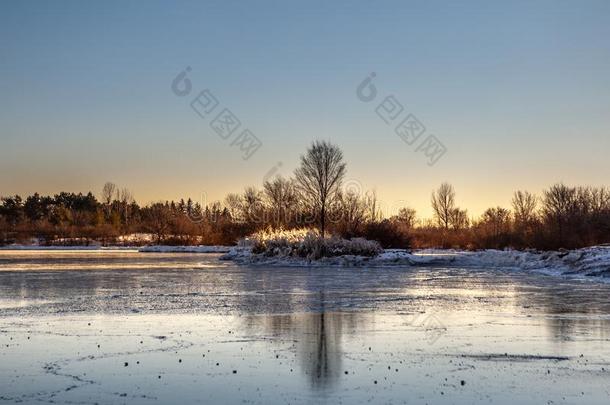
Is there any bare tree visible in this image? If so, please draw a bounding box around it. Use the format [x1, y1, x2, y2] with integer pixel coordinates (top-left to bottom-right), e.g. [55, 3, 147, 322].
[224, 193, 243, 222]
[263, 176, 298, 227]
[242, 187, 263, 224]
[117, 188, 134, 229]
[479, 207, 511, 246]
[590, 187, 610, 213]
[512, 190, 537, 225]
[118, 188, 134, 205]
[450, 208, 469, 230]
[144, 203, 172, 243]
[294, 141, 346, 237]
[365, 190, 380, 222]
[542, 183, 578, 247]
[431, 183, 455, 230]
[394, 207, 417, 229]
[331, 189, 367, 236]
[588, 186, 610, 244]
[101, 182, 117, 205]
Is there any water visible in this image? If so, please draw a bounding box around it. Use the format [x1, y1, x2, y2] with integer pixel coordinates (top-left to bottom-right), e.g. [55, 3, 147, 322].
[1, 250, 610, 404]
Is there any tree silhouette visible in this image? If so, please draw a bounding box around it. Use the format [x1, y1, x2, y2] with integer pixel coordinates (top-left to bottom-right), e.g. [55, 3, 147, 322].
[295, 141, 346, 237]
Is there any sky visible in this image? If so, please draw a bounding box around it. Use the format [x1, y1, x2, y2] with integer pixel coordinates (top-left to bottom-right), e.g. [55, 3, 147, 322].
[1, 0, 609, 218]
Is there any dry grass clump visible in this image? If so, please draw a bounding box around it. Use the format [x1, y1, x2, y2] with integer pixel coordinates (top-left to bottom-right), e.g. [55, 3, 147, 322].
[241, 227, 382, 259]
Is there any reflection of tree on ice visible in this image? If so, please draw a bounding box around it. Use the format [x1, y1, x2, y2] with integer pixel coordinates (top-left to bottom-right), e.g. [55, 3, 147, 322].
[314, 292, 329, 383]
[238, 278, 362, 390]
[299, 291, 364, 389]
[301, 290, 342, 389]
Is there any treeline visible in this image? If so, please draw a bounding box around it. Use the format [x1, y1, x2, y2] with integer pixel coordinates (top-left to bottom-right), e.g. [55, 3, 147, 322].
[0, 185, 235, 246]
[1, 181, 609, 250]
[417, 182, 610, 250]
[1, 142, 609, 250]
[0, 179, 387, 247]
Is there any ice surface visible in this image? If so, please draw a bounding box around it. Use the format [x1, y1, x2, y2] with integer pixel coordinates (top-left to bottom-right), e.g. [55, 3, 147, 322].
[138, 245, 231, 253]
[1, 251, 610, 404]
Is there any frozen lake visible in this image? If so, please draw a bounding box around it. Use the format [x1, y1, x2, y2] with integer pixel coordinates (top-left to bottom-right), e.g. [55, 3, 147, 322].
[1, 250, 610, 404]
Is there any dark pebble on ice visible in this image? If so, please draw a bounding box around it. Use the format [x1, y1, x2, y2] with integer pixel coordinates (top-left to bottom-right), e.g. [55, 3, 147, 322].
[233, 370, 237, 374]
[124, 362, 128, 367]
[216, 363, 219, 366]
[345, 371, 348, 375]
[179, 359, 182, 363]
[374, 380, 378, 384]
[461, 380, 465, 386]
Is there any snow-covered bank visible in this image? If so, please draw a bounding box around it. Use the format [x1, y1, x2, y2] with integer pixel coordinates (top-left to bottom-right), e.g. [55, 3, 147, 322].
[220, 246, 610, 280]
[414, 247, 610, 279]
[138, 245, 231, 253]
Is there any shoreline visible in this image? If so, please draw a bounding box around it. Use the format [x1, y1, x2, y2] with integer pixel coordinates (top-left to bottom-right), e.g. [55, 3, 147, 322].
[1, 244, 609, 282]
[218, 245, 610, 283]
[0, 245, 232, 253]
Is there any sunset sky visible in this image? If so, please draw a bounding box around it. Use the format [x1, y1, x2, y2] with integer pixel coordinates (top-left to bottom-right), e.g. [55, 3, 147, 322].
[1, 0, 609, 218]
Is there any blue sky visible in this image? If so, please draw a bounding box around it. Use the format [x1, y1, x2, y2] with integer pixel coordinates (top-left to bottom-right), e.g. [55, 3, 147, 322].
[1, 0, 609, 216]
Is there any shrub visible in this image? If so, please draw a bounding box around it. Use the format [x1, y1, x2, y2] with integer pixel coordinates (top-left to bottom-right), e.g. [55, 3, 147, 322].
[242, 227, 382, 259]
[363, 220, 411, 249]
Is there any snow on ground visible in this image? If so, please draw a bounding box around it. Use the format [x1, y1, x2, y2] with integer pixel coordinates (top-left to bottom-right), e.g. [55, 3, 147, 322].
[116, 233, 155, 243]
[138, 245, 231, 253]
[220, 246, 610, 281]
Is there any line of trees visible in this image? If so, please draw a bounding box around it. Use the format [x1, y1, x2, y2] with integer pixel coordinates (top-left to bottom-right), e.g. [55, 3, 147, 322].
[420, 182, 610, 250]
[1, 142, 609, 250]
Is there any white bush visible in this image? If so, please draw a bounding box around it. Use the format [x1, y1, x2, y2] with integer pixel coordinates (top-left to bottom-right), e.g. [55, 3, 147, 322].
[241, 227, 382, 259]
